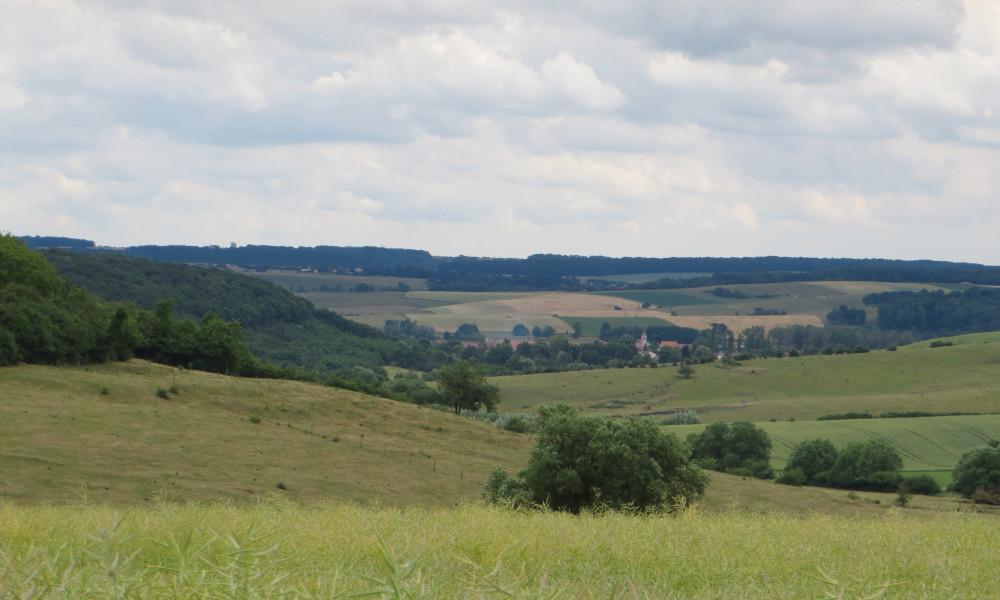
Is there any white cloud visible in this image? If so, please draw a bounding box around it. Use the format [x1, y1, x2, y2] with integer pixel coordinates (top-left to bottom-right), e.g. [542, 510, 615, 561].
[0, 0, 998, 263]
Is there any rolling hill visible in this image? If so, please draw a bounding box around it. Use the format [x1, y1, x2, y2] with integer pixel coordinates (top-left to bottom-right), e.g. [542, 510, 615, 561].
[2, 359, 991, 517]
[0, 360, 530, 507]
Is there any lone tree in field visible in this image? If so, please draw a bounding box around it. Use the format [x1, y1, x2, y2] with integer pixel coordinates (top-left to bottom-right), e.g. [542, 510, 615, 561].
[678, 362, 695, 379]
[437, 359, 499, 415]
[485, 403, 708, 512]
[950, 440, 1000, 503]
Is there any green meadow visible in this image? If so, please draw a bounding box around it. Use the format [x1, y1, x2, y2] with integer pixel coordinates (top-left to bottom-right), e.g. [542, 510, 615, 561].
[667, 415, 1000, 483]
[492, 338, 1000, 422]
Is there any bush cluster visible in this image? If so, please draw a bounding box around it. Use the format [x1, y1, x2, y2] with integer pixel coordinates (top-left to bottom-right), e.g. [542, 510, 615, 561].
[687, 421, 773, 479]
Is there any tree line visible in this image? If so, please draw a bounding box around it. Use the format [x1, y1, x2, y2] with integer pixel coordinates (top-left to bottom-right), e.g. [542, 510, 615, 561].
[863, 288, 1000, 337]
[485, 405, 1000, 513]
[27, 238, 1000, 291]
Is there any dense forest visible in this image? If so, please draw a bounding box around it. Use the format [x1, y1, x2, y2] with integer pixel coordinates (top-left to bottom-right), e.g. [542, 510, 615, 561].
[42, 250, 413, 377]
[0, 234, 296, 378]
[863, 288, 1000, 338]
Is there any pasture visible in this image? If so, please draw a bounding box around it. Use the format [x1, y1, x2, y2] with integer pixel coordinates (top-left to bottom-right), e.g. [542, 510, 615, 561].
[492, 340, 1000, 421]
[0, 362, 530, 507]
[1, 502, 997, 599]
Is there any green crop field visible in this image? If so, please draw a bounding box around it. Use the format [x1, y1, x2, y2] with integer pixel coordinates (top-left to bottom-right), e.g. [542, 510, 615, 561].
[493, 340, 1000, 421]
[566, 316, 680, 336]
[1, 500, 997, 599]
[666, 415, 1000, 480]
[665, 281, 967, 319]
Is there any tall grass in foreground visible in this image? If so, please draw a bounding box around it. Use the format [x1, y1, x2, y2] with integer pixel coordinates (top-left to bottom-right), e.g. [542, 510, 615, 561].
[0, 501, 997, 599]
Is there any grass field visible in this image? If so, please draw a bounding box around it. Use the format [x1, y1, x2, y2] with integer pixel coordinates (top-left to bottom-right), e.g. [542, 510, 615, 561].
[301, 291, 448, 313]
[492, 339, 1000, 421]
[4, 360, 979, 519]
[1, 501, 997, 599]
[0, 361, 531, 507]
[241, 269, 429, 292]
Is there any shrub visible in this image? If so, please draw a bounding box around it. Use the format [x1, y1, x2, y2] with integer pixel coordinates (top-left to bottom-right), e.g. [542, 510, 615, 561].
[482, 465, 528, 506]
[949, 440, 1000, 500]
[99, 386, 109, 395]
[688, 421, 773, 479]
[249, 415, 262, 424]
[776, 468, 806, 486]
[817, 412, 873, 421]
[829, 440, 903, 491]
[785, 438, 838, 483]
[155, 388, 170, 399]
[660, 410, 701, 426]
[903, 474, 942, 496]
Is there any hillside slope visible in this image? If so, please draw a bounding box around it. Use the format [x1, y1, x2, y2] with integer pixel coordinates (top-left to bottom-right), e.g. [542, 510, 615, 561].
[0, 361, 530, 507]
[493, 335, 1000, 421]
[42, 250, 404, 375]
[4, 361, 992, 516]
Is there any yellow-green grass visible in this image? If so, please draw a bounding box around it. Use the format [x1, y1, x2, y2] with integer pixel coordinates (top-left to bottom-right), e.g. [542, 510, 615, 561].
[1, 501, 998, 599]
[901, 330, 1000, 349]
[492, 341, 1000, 421]
[593, 289, 725, 307]
[667, 415, 1000, 477]
[0, 362, 531, 507]
[301, 291, 447, 312]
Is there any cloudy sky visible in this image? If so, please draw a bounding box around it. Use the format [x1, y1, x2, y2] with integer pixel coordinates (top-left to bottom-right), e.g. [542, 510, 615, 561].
[2, 1, 998, 263]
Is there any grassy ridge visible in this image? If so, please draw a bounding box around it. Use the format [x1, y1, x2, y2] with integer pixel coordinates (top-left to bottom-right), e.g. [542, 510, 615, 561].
[0, 361, 530, 507]
[1, 502, 997, 598]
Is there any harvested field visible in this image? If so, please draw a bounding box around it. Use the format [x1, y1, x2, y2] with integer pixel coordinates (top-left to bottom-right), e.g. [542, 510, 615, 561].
[662, 314, 824, 331]
[429, 292, 665, 318]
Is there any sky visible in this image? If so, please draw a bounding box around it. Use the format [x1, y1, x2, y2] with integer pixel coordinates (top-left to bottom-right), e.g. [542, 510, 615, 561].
[1, 0, 999, 264]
